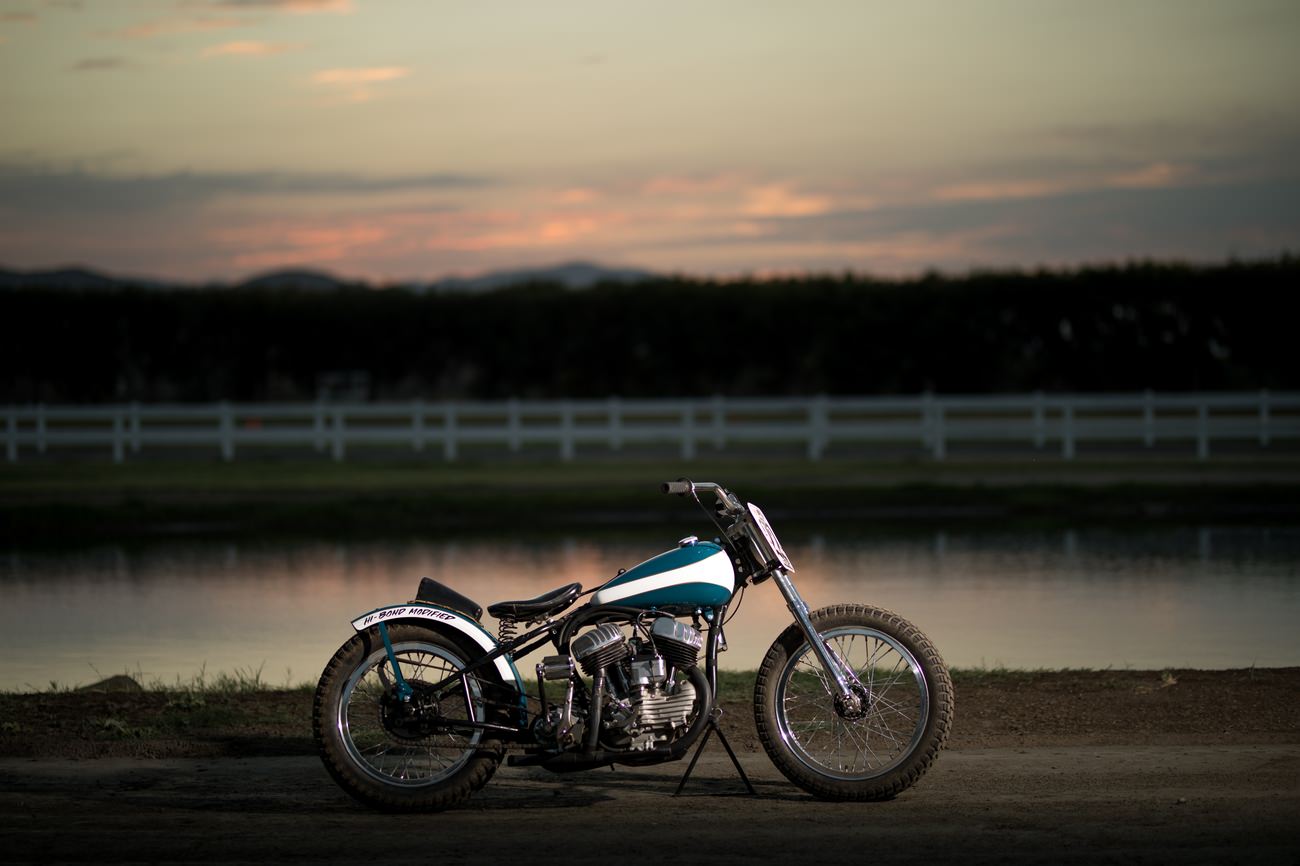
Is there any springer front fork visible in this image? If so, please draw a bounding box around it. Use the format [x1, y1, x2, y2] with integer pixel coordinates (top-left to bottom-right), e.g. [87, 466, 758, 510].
[770, 569, 862, 710]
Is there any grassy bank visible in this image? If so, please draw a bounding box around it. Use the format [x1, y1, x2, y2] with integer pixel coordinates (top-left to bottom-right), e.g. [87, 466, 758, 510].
[2, 667, 1296, 759]
[5, 456, 1300, 542]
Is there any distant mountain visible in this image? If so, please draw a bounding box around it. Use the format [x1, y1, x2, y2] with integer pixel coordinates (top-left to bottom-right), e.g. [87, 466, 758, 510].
[424, 261, 657, 292]
[0, 266, 165, 290]
[1, 261, 659, 292]
[233, 269, 358, 292]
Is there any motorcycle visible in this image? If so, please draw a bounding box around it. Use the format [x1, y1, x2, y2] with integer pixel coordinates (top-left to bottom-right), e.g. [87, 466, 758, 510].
[312, 480, 953, 810]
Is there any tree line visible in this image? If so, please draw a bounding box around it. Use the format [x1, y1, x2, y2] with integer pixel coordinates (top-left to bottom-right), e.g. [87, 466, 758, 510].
[4, 258, 1295, 403]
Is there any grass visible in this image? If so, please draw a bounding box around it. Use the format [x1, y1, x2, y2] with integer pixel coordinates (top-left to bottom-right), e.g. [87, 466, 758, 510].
[6, 454, 1300, 543]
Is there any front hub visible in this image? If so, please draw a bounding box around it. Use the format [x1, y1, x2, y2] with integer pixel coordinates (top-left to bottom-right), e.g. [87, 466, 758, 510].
[833, 684, 872, 721]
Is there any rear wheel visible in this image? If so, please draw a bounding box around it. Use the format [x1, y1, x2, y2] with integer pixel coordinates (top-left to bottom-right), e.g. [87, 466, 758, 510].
[312, 623, 504, 811]
[755, 604, 953, 801]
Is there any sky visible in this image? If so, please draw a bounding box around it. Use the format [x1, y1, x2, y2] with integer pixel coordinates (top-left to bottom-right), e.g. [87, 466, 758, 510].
[2, 0, 1298, 283]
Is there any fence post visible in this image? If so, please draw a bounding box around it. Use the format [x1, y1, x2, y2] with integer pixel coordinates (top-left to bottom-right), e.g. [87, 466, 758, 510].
[443, 403, 458, 462]
[1143, 389, 1155, 448]
[411, 399, 425, 453]
[313, 401, 326, 453]
[1062, 404, 1075, 460]
[130, 401, 142, 454]
[1259, 389, 1271, 447]
[807, 395, 828, 461]
[681, 404, 696, 461]
[36, 404, 46, 455]
[931, 402, 946, 460]
[1197, 404, 1209, 460]
[559, 402, 575, 461]
[607, 396, 622, 452]
[1032, 390, 1045, 448]
[112, 410, 125, 464]
[508, 398, 522, 453]
[220, 401, 234, 462]
[5, 410, 15, 463]
[712, 395, 726, 450]
[331, 407, 345, 462]
[920, 391, 934, 451]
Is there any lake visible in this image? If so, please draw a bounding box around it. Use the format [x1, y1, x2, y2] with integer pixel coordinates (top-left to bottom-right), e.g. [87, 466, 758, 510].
[1, 525, 1297, 691]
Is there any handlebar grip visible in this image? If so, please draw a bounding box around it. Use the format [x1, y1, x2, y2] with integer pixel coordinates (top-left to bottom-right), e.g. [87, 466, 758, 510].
[661, 480, 692, 495]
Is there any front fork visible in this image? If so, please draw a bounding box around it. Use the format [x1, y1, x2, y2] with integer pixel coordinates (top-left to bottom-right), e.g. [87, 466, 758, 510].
[771, 569, 862, 711]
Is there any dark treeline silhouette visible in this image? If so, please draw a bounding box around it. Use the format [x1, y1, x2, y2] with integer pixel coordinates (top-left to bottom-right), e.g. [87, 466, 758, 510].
[3, 258, 1295, 403]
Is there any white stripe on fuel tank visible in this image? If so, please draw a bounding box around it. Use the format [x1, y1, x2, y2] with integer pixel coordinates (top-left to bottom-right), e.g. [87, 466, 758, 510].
[591, 553, 734, 605]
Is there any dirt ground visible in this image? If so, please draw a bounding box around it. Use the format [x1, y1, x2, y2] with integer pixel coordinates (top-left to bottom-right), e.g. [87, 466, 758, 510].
[1, 669, 1298, 864]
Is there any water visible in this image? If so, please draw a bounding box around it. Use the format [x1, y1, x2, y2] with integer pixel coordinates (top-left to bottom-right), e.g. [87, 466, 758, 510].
[1, 526, 1298, 691]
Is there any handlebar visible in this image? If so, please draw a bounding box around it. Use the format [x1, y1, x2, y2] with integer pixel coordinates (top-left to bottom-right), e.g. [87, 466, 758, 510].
[660, 479, 742, 512]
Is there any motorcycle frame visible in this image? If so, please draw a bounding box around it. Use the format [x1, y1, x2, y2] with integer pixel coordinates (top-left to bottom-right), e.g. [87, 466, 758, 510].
[374, 480, 864, 744]
[400, 596, 735, 742]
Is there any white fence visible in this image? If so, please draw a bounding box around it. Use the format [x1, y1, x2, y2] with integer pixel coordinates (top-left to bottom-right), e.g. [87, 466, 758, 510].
[3, 392, 1298, 464]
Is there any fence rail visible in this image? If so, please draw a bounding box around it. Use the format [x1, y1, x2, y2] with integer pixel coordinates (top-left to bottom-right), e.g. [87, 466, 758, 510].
[4, 392, 1298, 463]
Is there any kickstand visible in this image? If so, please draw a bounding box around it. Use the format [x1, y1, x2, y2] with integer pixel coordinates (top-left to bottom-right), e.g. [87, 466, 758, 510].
[673, 711, 756, 797]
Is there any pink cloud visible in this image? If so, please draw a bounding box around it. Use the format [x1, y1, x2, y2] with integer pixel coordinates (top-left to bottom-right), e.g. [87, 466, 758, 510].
[742, 184, 832, 218]
[312, 67, 409, 85]
[212, 220, 389, 270]
[933, 178, 1076, 202]
[202, 40, 297, 57]
[555, 187, 600, 205]
[311, 66, 410, 102]
[212, 0, 352, 12]
[112, 16, 244, 40]
[1106, 162, 1192, 189]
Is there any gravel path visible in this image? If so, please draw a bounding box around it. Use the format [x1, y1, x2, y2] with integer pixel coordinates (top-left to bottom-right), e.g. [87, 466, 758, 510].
[3, 744, 1298, 865]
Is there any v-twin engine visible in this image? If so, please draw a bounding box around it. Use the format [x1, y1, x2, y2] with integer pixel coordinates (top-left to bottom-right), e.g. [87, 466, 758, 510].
[567, 617, 705, 751]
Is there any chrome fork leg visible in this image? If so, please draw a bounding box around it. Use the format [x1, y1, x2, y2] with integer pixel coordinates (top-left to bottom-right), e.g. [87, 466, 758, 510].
[771, 569, 857, 703]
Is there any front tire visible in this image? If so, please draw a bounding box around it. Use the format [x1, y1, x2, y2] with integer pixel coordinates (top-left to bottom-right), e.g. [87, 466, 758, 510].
[312, 623, 504, 812]
[755, 604, 953, 801]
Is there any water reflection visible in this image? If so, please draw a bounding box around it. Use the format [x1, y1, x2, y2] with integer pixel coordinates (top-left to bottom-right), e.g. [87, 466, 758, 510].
[1, 527, 1297, 691]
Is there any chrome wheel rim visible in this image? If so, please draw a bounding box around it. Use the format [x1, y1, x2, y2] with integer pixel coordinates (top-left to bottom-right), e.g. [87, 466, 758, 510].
[336, 641, 483, 787]
[775, 626, 929, 781]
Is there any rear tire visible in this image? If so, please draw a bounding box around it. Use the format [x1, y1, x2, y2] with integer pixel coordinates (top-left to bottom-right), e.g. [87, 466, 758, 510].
[754, 604, 953, 801]
[312, 623, 504, 812]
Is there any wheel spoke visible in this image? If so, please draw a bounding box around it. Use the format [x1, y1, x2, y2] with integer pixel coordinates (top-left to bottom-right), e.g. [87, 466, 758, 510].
[337, 639, 485, 787]
[774, 623, 931, 781]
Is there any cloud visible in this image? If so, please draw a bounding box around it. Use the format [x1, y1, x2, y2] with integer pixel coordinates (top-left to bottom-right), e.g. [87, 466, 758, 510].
[0, 163, 489, 216]
[933, 179, 1076, 203]
[555, 188, 600, 206]
[70, 57, 129, 72]
[209, 0, 353, 13]
[202, 40, 297, 57]
[312, 67, 409, 85]
[742, 184, 832, 218]
[311, 66, 411, 102]
[1106, 162, 1193, 190]
[111, 16, 244, 40]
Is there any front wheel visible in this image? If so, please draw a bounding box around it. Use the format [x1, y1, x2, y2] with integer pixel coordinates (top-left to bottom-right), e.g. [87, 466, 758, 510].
[755, 604, 953, 801]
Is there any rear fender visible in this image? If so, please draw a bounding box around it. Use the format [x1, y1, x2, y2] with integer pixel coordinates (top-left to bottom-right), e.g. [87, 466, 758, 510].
[350, 603, 524, 695]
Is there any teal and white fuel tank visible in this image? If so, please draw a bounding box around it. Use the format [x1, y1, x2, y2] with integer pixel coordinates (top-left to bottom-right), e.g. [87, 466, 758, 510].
[592, 539, 736, 611]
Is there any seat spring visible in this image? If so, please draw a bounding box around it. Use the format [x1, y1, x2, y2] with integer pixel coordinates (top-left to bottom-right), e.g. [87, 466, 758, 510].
[498, 618, 518, 642]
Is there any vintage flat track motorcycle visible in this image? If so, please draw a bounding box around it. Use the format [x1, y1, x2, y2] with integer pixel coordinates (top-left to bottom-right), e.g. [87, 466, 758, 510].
[313, 480, 953, 810]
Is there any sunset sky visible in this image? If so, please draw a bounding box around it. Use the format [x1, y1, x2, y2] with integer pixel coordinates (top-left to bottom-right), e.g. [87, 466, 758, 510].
[2, 0, 1298, 283]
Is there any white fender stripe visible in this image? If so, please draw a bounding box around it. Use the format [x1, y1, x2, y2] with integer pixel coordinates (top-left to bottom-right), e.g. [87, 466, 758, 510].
[351, 605, 519, 687]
